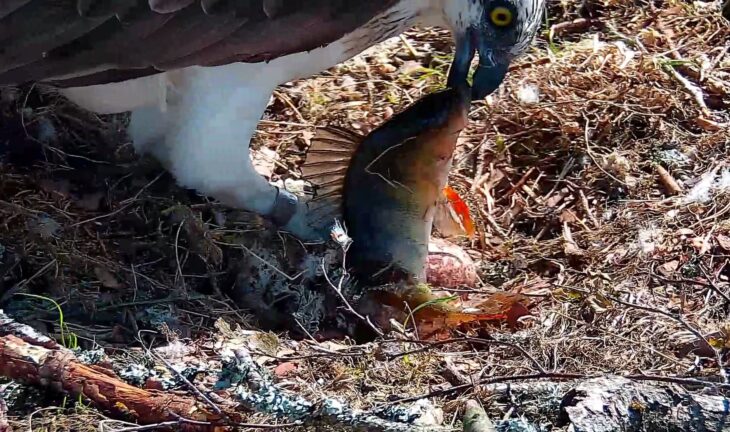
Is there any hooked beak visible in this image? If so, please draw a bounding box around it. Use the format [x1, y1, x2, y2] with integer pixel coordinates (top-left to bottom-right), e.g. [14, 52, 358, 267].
[448, 29, 509, 100]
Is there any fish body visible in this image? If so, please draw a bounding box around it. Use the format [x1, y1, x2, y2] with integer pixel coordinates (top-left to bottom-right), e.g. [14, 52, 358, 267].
[301, 84, 471, 285]
[344, 85, 470, 284]
[301, 85, 527, 339]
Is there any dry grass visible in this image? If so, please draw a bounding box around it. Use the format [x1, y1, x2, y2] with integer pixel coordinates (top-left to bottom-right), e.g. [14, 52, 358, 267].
[2, 1, 730, 430]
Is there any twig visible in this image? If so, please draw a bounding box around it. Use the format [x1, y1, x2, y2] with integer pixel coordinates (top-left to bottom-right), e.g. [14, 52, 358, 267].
[655, 164, 683, 195]
[174, 219, 187, 291]
[698, 263, 730, 305]
[0, 259, 57, 304]
[71, 172, 164, 227]
[320, 259, 384, 337]
[608, 295, 728, 383]
[0, 389, 8, 432]
[399, 34, 420, 58]
[106, 421, 190, 432]
[148, 350, 228, 422]
[272, 90, 308, 125]
[227, 348, 447, 431]
[385, 337, 546, 374]
[479, 208, 509, 239]
[665, 65, 709, 113]
[104, 417, 293, 432]
[583, 118, 628, 186]
[390, 371, 730, 405]
[578, 189, 600, 228]
[549, 18, 595, 40]
[216, 240, 305, 282]
[390, 372, 590, 404]
[499, 167, 536, 203]
[1, 312, 232, 429]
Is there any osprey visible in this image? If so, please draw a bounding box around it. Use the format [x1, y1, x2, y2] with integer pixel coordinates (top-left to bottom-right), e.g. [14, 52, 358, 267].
[0, 0, 545, 241]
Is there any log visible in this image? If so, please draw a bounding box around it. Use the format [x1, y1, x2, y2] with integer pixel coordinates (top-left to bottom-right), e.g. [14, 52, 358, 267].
[559, 376, 730, 432]
[483, 377, 730, 432]
[0, 312, 234, 432]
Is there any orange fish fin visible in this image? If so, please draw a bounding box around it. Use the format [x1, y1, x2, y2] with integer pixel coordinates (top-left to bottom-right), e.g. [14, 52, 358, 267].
[301, 127, 362, 219]
[433, 185, 476, 238]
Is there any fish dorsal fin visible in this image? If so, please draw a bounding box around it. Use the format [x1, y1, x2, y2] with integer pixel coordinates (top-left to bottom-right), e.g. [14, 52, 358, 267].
[301, 126, 363, 221]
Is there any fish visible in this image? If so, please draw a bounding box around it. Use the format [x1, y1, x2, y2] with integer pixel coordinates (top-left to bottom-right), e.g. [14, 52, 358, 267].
[302, 83, 530, 339]
[302, 83, 471, 285]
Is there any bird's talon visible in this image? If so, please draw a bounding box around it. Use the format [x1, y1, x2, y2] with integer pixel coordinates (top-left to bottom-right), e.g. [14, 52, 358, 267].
[268, 187, 299, 227]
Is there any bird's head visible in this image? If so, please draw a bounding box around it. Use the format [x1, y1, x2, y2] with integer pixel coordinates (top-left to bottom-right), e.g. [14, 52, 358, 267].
[425, 0, 546, 99]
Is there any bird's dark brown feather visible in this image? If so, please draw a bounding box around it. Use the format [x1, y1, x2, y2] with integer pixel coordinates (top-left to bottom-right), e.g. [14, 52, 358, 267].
[0, 1, 398, 87]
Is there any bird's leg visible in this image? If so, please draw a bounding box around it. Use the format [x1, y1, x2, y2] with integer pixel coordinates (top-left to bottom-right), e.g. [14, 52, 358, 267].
[127, 66, 329, 242]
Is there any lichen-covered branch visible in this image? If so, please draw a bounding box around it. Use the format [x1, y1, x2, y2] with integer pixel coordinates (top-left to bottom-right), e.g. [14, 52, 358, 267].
[561, 376, 730, 432]
[1, 311, 449, 432]
[0, 311, 234, 431]
[222, 348, 449, 432]
[483, 377, 730, 432]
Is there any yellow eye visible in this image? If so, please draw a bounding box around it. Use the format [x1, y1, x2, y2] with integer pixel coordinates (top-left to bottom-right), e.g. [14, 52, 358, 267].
[490, 7, 513, 27]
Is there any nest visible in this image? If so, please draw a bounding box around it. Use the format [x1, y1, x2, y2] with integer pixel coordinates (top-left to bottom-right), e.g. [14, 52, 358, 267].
[1, 0, 729, 430]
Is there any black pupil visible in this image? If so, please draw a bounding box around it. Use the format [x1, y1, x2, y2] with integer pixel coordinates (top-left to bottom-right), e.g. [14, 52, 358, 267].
[496, 12, 508, 22]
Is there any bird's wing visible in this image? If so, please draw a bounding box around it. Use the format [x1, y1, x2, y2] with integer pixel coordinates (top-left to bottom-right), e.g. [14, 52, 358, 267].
[0, 0, 397, 87]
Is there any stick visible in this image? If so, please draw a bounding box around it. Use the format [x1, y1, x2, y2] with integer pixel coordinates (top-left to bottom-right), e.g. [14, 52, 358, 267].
[655, 164, 683, 195]
[321, 258, 384, 338]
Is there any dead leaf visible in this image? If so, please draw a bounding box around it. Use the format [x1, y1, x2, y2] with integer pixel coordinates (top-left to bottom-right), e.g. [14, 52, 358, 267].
[676, 332, 721, 359]
[560, 209, 579, 223]
[657, 260, 680, 277]
[717, 234, 730, 252]
[250, 147, 279, 179]
[563, 222, 584, 256]
[694, 117, 726, 132]
[274, 362, 298, 378]
[94, 267, 123, 289]
[506, 302, 531, 329]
